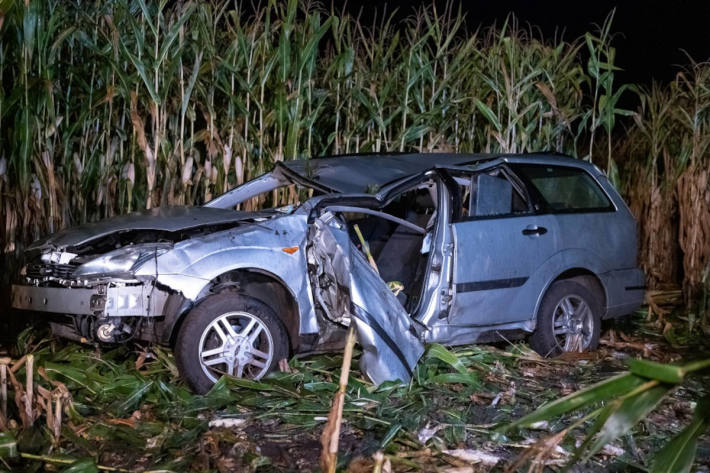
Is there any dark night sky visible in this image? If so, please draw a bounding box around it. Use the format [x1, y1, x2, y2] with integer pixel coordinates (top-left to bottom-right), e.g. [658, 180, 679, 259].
[336, 0, 710, 86]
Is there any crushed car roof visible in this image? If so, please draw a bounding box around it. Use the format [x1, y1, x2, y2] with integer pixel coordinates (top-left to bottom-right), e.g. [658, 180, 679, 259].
[281, 153, 493, 193]
[280, 152, 591, 194]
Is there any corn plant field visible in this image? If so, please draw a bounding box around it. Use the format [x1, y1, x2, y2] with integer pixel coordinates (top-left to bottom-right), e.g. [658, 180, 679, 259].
[1, 1, 710, 472]
[0, 0, 709, 304]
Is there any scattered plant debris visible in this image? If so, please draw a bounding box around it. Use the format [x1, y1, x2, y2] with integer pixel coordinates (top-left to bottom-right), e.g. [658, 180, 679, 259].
[0, 308, 707, 472]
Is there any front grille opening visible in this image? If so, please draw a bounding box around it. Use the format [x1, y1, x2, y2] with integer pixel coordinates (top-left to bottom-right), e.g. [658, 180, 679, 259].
[25, 263, 77, 280]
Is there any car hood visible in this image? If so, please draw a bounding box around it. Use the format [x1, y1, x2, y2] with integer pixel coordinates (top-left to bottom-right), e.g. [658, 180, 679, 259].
[29, 206, 269, 251]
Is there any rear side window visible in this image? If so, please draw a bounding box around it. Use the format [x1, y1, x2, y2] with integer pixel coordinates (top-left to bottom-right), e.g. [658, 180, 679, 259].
[515, 165, 613, 212]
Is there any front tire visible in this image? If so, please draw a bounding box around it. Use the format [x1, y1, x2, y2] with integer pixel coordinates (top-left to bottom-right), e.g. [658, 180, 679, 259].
[529, 280, 601, 358]
[174, 292, 289, 394]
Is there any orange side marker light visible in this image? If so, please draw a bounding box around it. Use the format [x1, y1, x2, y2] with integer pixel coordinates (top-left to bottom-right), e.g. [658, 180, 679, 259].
[282, 246, 299, 254]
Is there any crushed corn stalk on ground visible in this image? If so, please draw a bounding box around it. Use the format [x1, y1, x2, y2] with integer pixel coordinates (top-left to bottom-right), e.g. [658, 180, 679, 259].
[0, 299, 708, 473]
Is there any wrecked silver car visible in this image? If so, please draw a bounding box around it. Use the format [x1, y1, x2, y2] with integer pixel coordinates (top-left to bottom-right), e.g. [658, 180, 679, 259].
[11, 153, 645, 393]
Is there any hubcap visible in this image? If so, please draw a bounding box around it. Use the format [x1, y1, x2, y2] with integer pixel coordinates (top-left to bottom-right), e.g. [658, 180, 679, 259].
[198, 311, 274, 383]
[551, 295, 594, 352]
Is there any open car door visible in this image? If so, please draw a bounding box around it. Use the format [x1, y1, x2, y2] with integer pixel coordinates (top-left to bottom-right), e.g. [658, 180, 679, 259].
[307, 210, 425, 385]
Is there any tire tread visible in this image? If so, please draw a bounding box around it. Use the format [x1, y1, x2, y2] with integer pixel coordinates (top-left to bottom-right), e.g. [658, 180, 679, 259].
[174, 292, 288, 393]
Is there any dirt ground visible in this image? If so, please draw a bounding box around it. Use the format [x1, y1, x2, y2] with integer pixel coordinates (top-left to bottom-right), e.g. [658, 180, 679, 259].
[0, 308, 708, 472]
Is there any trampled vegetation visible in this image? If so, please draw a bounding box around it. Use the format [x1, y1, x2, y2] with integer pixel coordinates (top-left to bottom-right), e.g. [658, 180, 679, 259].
[1, 0, 710, 471]
[0, 313, 708, 472]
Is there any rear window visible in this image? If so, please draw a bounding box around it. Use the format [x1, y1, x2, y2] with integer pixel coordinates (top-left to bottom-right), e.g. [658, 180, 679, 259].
[515, 165, 613, 212]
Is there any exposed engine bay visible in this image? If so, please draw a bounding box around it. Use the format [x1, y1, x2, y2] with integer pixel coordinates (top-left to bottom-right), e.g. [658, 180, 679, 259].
[14, 208, 276, 345]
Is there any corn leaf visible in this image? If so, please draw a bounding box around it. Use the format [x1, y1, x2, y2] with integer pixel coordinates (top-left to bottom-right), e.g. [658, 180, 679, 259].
[121, 42, 161, 105]
[428, 372, 480, 387]
[569, 400, 617, 463]
[500, 372, 645, 432]
[425, 344, 470, 376]
[180, 52, 202, 120]
[116, 380, 153, 415]
[156, 4, 194, 67]
[650, 396, 710, 473]
[134, 0, 156, 37]
[629, 358, 710, 384]
[60, 459, 99, 473]
[0, 432, 17, 459]
[581, 384, 670, 461]
[629, 359, 685, 383]
[380, 423, 402, 448]
[474, 98, 502, 132]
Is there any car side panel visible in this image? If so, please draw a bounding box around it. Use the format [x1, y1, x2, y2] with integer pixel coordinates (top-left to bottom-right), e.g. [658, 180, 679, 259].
[552, 207, 641, 316]
[599, 268, 645, 318]
[136, 214, 320, 336]
[554, 210, 638, 271]
[430, 246, 612, 344]
[447, 214, 560, 325]
[510, 162, 643, 318]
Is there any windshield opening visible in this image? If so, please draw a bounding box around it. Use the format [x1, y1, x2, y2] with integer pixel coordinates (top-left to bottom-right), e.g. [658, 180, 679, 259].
[240, 182, 317, 213]
[204, 169, 324, 211]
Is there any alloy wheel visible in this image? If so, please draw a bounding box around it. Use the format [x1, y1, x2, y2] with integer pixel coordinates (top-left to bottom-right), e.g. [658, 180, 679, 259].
[551, 295, 594, 352]
[198, 311, 274, 382]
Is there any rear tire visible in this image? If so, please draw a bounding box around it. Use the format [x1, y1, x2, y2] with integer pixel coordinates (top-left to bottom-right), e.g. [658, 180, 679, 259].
[174, 292, 289, 394]
[529, 280, 601, 358]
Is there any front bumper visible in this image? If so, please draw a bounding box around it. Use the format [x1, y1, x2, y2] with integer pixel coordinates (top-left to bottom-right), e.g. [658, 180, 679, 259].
[11, 283, 168, 317]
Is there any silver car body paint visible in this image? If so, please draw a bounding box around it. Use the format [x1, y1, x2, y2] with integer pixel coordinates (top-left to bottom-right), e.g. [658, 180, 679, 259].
[348, 247, 425, 384]
[308, 211, 425, 383]
[27, 206, 267, 251]
[281, 153, 489, 193]
[138, 210, 320, 335]
[10, 283, 168, 317]
[10, 152, 646, 386]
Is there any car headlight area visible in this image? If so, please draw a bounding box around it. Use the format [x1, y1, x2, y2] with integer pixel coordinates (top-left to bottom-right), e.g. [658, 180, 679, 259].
[73, 243, 171, 279]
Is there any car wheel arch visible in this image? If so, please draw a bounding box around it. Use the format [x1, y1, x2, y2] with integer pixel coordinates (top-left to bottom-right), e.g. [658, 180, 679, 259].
[165, 268, 301, 352]
[533, 267, 608, 328]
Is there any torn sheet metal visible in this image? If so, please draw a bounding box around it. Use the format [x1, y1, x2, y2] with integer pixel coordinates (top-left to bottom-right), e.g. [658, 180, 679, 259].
[348, 248, 425, 385]
[307, 213, 352, 326]
[309, 212, 424, 385]
[282, 153, 493, 193]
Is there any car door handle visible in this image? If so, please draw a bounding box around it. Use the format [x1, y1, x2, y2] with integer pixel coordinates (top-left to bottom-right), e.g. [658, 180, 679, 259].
[522, 225, 547, 236]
